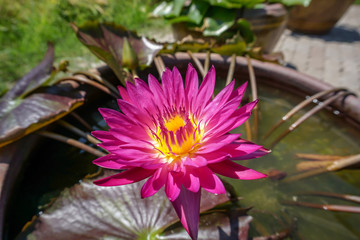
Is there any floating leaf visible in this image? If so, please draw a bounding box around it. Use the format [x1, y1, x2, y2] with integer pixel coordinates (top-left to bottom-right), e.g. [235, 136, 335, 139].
[72, 22, 163, 84]
[152, 0, 187, 18]
[23, 171, 251, 239]
[211, 33, 247, 55]
[203, 7, 236, 36]
[167, 0, 210, 25]
[0, 45, 85, 148]
[236, 19, 255, 44]
[202, 0, 264, 9]
[269, 0, 311, 6]
[0, 90, 84, 148]
[1, 43, 54, 101]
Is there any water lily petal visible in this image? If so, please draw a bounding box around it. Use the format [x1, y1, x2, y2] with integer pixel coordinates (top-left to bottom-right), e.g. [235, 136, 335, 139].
[165, 172, 181, 201]
[197, 166, 226, 194]
[184, 63, 199, 109]
[193, 66, 215, 113]
[171, 187, 201, 240]
[209, 160, 267, 180]
[201, 80, 235, 120]
[183, 167, 200, 192]
[92, 154, 128, 170]
[92, 130, 118, 142]
[197, 133, 241, 154]
[94, 168, 155, 186]
[141, 167, 168, 198]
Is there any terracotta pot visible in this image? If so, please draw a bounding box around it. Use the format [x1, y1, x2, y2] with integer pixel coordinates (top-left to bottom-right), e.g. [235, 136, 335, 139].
[288, 0, 355, 34]
[172, 3, 288, 53]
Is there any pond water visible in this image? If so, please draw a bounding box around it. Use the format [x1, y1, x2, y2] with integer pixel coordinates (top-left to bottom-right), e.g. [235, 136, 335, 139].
[5, 81, 360, 239]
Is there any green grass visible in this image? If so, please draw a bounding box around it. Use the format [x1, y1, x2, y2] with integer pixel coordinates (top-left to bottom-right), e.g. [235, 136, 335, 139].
[0, 0, 163, 94]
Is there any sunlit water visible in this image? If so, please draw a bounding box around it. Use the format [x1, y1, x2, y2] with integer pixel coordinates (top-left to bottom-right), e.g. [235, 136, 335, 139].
[6, 83, 360, 239]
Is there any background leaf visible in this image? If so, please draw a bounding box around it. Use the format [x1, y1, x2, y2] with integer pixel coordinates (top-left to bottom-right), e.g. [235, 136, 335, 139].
[1, 43, 54, 101]
[73, 22, 163, 84]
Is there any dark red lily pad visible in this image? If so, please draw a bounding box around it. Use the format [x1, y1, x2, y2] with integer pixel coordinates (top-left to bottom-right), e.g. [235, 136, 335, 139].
[0, 91, 84, 148]
[0, 45, 85, 148]
[23, 171, 251, 239]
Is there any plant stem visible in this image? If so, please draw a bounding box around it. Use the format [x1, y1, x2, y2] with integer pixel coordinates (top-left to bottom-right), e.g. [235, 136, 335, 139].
[57, 76, 118, 98]
[38, 131, 106, 157]
[226, 54, 236, 86]
[187, 51, 205, 78]
[58, 120, 101, 145]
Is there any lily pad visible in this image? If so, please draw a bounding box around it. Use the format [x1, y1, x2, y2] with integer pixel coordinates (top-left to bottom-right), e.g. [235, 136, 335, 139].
[23, 171, 252, 239]
[152, 0, 187, 18]
[202, 0, 264, 9]
[1, 43, 54, 101]
[203, 7, 236, 37]
[72, 22, 163, 84]
[0, 46, 84, 148]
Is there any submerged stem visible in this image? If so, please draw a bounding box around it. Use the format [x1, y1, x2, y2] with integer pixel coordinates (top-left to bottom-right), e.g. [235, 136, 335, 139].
[263, 88, 345, 141]
[269, 91, 349, 148]
[73, 71, 120, 97]
[58, 120, 100, 145]
[70, 112, 93, 131]
[246, 55, 258, 141]
[284, 154, 360, 183]
[226, 54, 236, 86]
[37, 131, 106, 157]
[187, 51, 205, 78]
[58, 76, 118, 98]
[282, 200, 360, 214]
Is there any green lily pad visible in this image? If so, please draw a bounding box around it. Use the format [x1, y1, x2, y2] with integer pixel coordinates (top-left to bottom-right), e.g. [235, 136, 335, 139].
[152, 0, 187, 18]
[203, 7, 236, 37]
[167, 0, 210, 25]
[22, 171, 252, 239]
[211, 33, 247, 55]
[202, 0, 264, 9]
[72, 22, 163, 84]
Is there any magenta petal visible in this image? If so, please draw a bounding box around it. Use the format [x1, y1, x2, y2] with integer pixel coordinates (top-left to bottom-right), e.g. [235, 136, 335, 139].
[193, 65, 215, 113]
[94, 168, 155, 186]
[92, 130, 117, 142]
[148, 73, 167, 109]
[141, 167, 168, 198]
[197, 166, 226, 194]
[92, 154, 127, 170]
[172, 66, 185, 106]
[209, 160, 267, 180]
[185, 63, 199, 106]
[233, 146, 270, 160]
[229, 81, 247, 101]
[197, 134, 241, 154]
[171, 187, 201, 240]
[183, 167, 200, 192]
[201, 80, 235, 120]
[165, 172, 181, 201]
[118, 85, 132, 103]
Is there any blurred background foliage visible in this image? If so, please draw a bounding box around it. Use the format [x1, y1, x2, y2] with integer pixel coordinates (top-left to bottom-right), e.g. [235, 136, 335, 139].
[0, 0, 162, 94]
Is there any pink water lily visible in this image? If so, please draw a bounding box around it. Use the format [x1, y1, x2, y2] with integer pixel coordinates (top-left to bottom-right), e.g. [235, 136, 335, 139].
[92, 63, 268, 240]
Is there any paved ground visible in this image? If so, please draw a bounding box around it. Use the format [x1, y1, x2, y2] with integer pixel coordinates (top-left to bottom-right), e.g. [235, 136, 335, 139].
[274, 5, 360, 95]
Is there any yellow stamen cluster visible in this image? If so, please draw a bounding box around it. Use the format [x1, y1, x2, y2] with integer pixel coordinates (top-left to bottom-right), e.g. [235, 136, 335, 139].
[151, 114, 202, 163]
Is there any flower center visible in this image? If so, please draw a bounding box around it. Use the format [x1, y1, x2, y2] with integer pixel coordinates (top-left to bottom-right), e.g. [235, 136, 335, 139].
[165, 115, 185, 132]
[151, 112, 202, 163]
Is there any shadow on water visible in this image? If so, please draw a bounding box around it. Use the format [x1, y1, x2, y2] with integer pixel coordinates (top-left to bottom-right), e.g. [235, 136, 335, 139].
[290, 25, 360, 43]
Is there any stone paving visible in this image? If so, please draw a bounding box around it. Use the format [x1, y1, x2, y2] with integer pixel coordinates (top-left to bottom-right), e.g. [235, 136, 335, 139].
[274, 5, 360, 95]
